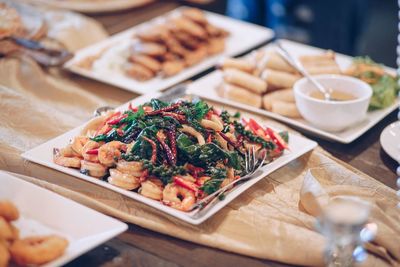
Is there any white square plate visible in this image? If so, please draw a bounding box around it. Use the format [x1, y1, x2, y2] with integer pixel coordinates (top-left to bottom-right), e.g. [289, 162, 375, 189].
[0, 171, 127, 267]
[22, 92, 317, 225]
[64, 7, 274, 94]
[188, 39, 400, 143]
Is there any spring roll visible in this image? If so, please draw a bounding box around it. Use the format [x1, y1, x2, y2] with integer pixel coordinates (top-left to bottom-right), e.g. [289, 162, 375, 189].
[218, 83, 262, 108]
[223, 68, 267, 94]
[258, 51, 297, 73]
[262, 88, 295, 110]
[218, 57, 255, 73]
[261, 69, 301, 89]
[271, 101, 302, 118]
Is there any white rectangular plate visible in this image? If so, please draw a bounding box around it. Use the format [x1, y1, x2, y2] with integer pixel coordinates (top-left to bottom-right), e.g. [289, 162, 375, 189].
[22, 92, 317, 225]
[188, 39, 400, 143]
[64, 7, 274, 94]
[0, 171, 127, 267]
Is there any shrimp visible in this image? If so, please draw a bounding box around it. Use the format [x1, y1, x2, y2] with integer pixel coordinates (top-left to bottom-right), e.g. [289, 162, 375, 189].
[82, 141, 101, 162]
[116, 160, 143, 176]
[80, 160, 107, 178]
[108, 169, 140, 190]
[220, 167, 238, 187]
[162, 184, 195, 211]
[98, 141, 126, 167]
[70, 136, 89, 156]
[59, 145, 81, 158]
[53, 148, 81, 168]
[139, 178, 164, 200]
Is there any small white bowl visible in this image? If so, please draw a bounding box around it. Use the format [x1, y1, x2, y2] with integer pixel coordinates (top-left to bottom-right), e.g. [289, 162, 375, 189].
[293, 74, 372, 132]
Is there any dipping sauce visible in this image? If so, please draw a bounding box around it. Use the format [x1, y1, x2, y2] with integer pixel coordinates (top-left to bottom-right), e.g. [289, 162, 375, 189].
[309, 90, 356, 101]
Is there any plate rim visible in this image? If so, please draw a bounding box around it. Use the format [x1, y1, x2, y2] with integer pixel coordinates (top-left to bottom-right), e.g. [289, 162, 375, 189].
[380, 121, 400, 163]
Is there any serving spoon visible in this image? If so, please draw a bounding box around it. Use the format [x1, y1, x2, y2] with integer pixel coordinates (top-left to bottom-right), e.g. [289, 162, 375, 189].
[275, 41, 332, 101]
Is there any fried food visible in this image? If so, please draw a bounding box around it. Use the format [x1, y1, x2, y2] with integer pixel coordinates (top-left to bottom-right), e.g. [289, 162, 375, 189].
[181, 7, 208, 25]
[218, 57, 255, 73]
[223, 68, 267, 94]
[161, 60, 185, 77]
[136, 25, 169, 42]
[0, 201, 19, 222]
[10, 235, 68, 266]
[270, 101, 301, 118]
[108, 169, 140, 190]
[139, 178, 164, 200]
[173, 31, 200, 50]
[206, 38, 225, 55]
[0, 3, 24, 39]
[184, 46, 207, 67]
[0, 242, 9, 267]
[130, 54, 162, 73]
[125, 62, 155, 81]
[170, 17, 207, 40]
[217, 83, 262, 108]
[262, 88, 295, 110]
[132, 42, 167, 57]
[261, 69, 301, 89]
[0, 218, 13, 241]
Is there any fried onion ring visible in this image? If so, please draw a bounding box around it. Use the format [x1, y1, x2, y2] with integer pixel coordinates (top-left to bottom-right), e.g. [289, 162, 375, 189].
[0, 201, 19, 221]
[10, 235, 68, 266]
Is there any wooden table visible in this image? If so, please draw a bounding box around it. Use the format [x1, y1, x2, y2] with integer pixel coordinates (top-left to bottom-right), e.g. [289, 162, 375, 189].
[66, 2, 399, 266]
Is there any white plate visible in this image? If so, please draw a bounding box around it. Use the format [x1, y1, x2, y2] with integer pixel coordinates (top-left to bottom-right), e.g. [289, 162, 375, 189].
[380, 121, 400, 163]
[20, 0, 154, 13]
[64, 7, 274, 94]
[22, 92, 317, 225]
[0, 171, 127, 267]
[188, 39, 400, 144]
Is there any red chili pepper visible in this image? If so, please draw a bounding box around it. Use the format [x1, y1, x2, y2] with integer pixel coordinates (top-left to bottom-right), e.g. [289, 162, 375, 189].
[107, 114, 128, 125]
[248, 118, 266, 135]
[128, 103, 138, 112]
[173, 176, 199, 193]
[205, 110, 213, 119]
[266, 128, 288, 150]
[146, 103, 181, 116]
[161, 112, 187, 123]
[156, 131, 176, 165]
[142, 136, 157, 164]
[166, 127, 177, 162]
[206, 133, 213, 143]
[195, 176, 210, 186]
[86, 149, 98, 155]
[116, 128, 124, 136]
[140, 169, 149, 183]
[186, 164, 204, 178]
[219, 132, 239, 149]
[95, 124, 112, 136]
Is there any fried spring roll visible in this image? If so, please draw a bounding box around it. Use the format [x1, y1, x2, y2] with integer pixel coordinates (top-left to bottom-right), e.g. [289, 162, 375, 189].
[218, 57, 255, 73]
[223, 68, 267, 94]
[218, 83, 262, 108]
[271, 101, 302, 118]
[261, 69, 300, 89]
[262, 88, 295, 110]
[258, 51, 297, 73]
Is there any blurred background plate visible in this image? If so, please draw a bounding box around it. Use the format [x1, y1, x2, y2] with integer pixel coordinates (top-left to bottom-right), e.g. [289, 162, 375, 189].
[19, 0, 154, 13]
[380, 121, 400, 163]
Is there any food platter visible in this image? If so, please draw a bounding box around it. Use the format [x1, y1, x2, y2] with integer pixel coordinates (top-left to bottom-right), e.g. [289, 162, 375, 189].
[20, 0, 154, 13]
[64, 7, 274, 94]
[0, 171, 127, 267]
[188, 39, 400, 143]
[22, 92, 317, 225]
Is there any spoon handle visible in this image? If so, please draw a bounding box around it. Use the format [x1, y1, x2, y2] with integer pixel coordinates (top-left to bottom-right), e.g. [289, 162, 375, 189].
[275, 42, 331, 100]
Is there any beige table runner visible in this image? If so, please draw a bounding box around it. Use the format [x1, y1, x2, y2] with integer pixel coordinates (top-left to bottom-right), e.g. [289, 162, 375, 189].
[0, 4, 399, 267]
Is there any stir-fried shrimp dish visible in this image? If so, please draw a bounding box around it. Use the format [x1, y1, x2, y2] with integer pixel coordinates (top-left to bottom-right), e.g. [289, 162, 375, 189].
[54, 99, 289, 211]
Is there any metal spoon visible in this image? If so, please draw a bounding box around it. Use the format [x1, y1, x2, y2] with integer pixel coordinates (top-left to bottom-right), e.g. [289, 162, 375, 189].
[275, 41, 332, 101]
